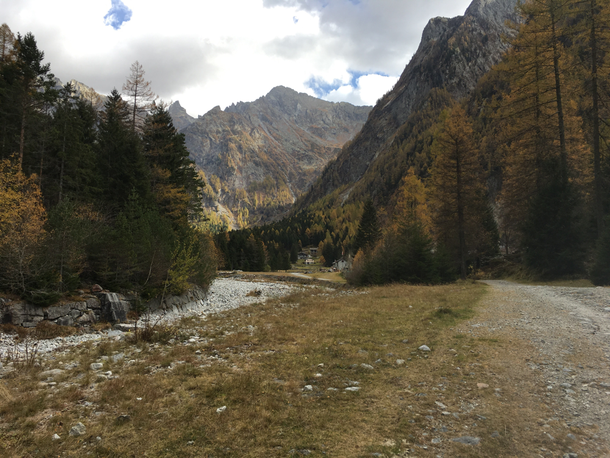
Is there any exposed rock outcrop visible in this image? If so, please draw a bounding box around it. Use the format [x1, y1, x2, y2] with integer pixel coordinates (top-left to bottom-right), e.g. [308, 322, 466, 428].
[295, 0, 521, 210]
[168, 100, 196, 131]
[181, 86, 371, 227]
[0, 286, 209, 328]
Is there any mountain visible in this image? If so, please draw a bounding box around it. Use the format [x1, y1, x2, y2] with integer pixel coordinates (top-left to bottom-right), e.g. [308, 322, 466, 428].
[168, 101, 196, 131]
[295, 0, 521, 211]
[181, 86, 371, 228]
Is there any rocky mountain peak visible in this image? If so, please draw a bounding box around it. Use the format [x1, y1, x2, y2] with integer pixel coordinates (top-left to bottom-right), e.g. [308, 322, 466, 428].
[181, 87, 372, 227]
[465, 0, 521, 27]
[168, 100, 196, 131]
[420, 17, 451, 45]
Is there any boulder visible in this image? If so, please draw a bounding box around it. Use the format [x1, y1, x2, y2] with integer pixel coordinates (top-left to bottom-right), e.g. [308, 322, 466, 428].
[86, 297, 101, 310]
[46, 304, 72, 320]
[56, 316, 74, 327]
[91, 284, 103, 293]
[77, 311, 96, 324]
[69, 422, 86, 437]
[99, 293, 131, 323]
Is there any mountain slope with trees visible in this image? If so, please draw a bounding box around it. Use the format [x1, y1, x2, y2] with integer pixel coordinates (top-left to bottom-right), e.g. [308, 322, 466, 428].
[181, 86, 371, 229]
[221, 0, 610, 286]
[294, 0, 522, 211]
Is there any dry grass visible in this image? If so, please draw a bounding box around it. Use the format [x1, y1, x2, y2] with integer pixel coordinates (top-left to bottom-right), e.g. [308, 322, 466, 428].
[0, 281, 591, 457]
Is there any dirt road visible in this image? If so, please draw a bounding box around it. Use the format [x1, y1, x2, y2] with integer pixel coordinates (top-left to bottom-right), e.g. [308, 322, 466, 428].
[460, 281, 610, 457]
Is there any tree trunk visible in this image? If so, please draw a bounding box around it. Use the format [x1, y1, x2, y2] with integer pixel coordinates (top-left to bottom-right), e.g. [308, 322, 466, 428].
[19, 109, 26, 171]
[589, 0, 604, 234]
[456, 141, 467, 280]
[549, 1, 568, 183]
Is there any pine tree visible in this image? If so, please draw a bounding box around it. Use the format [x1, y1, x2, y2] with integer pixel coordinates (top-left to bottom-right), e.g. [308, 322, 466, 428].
[0, 23, 15, 63]
[96, 89, 149, 209]
[570, 0, 610, 236]
[521, 168, 584, 277]
[591, 217, 610, 285]
[9, 33, 57, 170]
[353, 199, 380, 253]
[142, 103, 204, 225]
[45, 83, 98, 206]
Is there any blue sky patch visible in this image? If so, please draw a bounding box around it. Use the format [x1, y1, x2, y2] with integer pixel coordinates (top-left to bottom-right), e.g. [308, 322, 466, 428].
[306, 70, 389, 97]
[104, 0, 133, 30]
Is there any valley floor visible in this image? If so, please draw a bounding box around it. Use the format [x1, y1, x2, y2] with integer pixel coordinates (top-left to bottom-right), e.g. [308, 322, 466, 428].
[0, 278, 608, 457]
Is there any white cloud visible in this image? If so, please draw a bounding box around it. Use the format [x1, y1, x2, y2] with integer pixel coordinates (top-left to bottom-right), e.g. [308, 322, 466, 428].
[324, 74, 399, 106]
[1, 0, 473, 116]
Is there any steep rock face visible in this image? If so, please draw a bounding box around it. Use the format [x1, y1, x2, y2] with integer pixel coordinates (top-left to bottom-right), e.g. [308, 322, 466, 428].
[182, 86, 371, 227]
[168, 101, 196, 131]
[67, 80, 106, 109]
[296, 0, 520, 210]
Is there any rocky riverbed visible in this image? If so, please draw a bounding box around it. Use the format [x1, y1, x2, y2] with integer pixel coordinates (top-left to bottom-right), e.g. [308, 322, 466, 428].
[0, 278, 303, 363]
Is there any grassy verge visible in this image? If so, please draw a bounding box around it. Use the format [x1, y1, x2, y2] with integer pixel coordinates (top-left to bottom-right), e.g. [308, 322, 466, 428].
[0, 281, 577, 456]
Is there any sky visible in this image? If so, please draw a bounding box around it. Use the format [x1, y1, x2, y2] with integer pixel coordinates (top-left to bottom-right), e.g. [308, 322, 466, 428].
[3, 0, 473, 117]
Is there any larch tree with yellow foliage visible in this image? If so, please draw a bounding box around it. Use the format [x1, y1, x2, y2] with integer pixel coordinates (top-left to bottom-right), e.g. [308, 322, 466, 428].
[429, 106, 497, 280]
[0, 158, 47, 298]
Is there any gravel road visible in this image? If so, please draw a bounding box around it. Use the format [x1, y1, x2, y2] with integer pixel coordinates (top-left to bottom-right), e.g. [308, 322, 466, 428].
[463, 280, 610, 456]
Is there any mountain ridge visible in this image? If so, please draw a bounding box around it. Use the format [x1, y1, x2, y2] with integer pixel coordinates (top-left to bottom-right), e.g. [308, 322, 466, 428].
[294, 0, 520, 211]
[181, 86, 372, 228]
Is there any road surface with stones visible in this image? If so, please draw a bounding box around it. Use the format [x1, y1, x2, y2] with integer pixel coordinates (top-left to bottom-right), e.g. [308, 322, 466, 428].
[460, 280, 610, 457]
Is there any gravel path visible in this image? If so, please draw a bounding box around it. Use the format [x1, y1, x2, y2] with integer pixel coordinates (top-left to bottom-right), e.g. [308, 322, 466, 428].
[463, 280, 610, 456]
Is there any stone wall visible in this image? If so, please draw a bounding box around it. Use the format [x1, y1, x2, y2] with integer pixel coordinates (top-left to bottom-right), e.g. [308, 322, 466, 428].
[0, 286, 208, 328]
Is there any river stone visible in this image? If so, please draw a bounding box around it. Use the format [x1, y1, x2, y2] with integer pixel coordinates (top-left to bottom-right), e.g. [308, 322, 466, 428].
[452, 436, 480, 445]
[39, 369, 65, 380]
[69, 422, 86, 437]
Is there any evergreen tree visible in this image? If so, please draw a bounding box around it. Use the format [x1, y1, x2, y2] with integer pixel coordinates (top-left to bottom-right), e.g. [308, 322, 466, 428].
[3, 32, 57, 170]
[45, 84, 98, 206]
[521, 167, 584, 277]
[142, 102, 204, 225]
[96, 89, 149, 209]
[353, 199, 380, 253]
[591, 217, 610, 285]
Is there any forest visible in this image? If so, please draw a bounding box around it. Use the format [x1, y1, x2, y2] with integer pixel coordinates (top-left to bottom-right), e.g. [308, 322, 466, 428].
[2, 0, 610, 307]
[0, 24, 216, 306]
[219, 0, 610, 286]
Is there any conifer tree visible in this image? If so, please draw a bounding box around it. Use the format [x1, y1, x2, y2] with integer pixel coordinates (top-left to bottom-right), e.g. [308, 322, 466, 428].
[142, 103, 204, 225]
[47, 83, 98, 205]
[0, 23, 15, 63]
[353, 199, 380, 253]
[96, 89, 149, 209]
[591, 218, 610, 285]
[429, 106, 490, 280]
[10, 33, 57, 170]
[570, 0, 610, 235]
